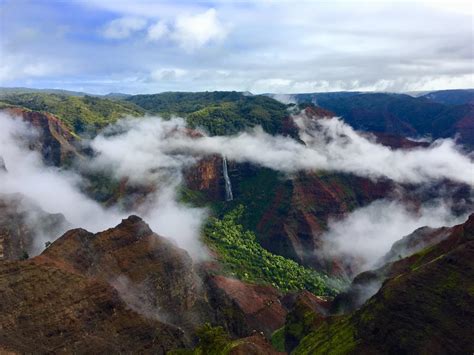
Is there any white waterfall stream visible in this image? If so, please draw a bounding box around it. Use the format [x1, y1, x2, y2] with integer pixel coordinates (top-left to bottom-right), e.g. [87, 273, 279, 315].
[222, 155, 233, 201]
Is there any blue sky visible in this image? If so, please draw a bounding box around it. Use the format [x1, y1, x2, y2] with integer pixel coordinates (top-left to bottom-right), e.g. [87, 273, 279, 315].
[0, 0, 472, 94]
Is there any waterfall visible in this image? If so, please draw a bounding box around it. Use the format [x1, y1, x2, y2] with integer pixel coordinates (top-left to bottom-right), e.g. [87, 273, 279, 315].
[222, 155, 234, 201]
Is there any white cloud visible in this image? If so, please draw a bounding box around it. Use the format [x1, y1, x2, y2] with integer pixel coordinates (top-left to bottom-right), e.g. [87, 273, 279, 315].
[1, 0, 473, 93]
[150, 68, 187, 81]
[147, 20, 169, 41]
[101, 9, 228, 51]
[102, 16, 147, 39]
[0, 53, 63, 81]
[172, 8, 228, 51]
[321, 199, 468, 275]
[89, 115, 474, 187]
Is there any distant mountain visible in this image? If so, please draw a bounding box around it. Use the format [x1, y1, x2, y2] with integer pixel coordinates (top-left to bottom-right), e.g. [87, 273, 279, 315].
[103, 92, 132, 99]
[313, 92, 474, 146]
[0, 87, 131, 99]
[126, 91, 288, 135]
[0, 87, 90, 97]
[420, 89, 474, 105]
[266, 91, 361, 105]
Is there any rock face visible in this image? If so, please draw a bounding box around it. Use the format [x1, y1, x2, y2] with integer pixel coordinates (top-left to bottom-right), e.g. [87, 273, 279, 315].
[0, 193, 67, 260]
[39, 215, 205, 330]
[184, 155, 225, 200]
[206, 275, 288, 338]
[2, 107, 81, 166]
[288, 214, 474, 354]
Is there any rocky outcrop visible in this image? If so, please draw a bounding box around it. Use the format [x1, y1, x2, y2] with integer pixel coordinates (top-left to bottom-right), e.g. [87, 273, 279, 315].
[184, 155, 225, 200]
[0, 193, 67, 260]
[1, 107, 81, 166]
[39, 215, 206, 331]
[206, 275, 288, 338]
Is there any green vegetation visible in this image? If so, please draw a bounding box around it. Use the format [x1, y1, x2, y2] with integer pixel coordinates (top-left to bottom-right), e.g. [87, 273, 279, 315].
[204, 206, 337, 295]
[293, 317, 358, 354]
[232, 168, 292, 235]
[126, 91, 288, 135]
[271, 327, 286, 352]
[193, 323, 233, 354]
[0, 91, 290, 137]
[169, 324, 236, 355]
[0, 93, 144, 134]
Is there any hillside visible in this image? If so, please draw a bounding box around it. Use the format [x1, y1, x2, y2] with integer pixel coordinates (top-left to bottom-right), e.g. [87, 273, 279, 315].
[313, 92, 474, 146]
[126, 91, 288, 135]
[421, 89, 474, 105]
[278, 214, 474, 354]
[0, 93, 145, 134]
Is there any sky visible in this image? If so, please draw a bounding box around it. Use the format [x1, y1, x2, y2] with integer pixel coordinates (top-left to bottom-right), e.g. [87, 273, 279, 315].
[0, 0, 472, 94]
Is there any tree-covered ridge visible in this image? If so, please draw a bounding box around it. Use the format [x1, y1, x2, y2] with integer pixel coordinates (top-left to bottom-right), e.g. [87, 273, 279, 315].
[0, 93, 145, 133]
[126, 91, 288, 135]
[0, 91, 289, 136]
[204, 206, 339, 296]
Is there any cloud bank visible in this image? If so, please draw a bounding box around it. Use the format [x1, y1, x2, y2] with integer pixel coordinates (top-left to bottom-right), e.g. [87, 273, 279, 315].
[89, 114, 474, 186]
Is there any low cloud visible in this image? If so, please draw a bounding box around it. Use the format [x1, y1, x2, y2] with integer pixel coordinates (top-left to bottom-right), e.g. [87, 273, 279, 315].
[320, 199, 468, 275]
[90, 114, 473, 186]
